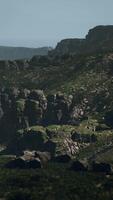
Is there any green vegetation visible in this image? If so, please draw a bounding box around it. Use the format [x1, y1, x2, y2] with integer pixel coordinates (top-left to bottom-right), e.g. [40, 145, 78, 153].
[0, 157, 112, 200]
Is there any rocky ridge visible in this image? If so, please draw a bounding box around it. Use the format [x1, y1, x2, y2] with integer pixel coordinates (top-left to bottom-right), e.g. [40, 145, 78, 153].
[49, 25, 113, 56]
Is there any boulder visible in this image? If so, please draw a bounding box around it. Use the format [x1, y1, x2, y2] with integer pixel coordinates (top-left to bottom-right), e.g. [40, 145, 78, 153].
[28, 90, 47, 110]
[12, 99, 28, 129]
[19, 88, 30, 99]
[55, 92, 71, 123]
[69, 106, 84, 121]
[34, 151, 51, 165]
[24, 90, 48, 126]
[8, 87, 19, 100]
[22, 150, 51, 165]
[44, 95, 57, 125]
[24, 99, 43, 125]
[45, 92, 72, 125]
[16, 127, 47, 152]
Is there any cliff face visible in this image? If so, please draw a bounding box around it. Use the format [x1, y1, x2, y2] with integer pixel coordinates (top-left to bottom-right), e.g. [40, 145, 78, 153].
[49, 25, 113, 56]
[86, 25, 113, 42]
[50, 39, 85, 56]
[85, 26, 113, 53]
[0, 25, 113, 61]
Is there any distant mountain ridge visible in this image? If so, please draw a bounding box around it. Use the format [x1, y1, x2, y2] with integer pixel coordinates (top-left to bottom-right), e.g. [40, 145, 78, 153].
[1, 25, 113, 60]
[0, 46, 52, 60]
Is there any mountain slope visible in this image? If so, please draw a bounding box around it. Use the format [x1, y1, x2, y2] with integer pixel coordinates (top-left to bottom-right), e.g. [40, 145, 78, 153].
[0, 51, 113, 118]
[0, 26, 113, 119]
[0, 46, 52, 60]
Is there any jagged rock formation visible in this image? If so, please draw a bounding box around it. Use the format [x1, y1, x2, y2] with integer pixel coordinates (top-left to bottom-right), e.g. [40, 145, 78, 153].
[0, 88, 86, 133]
[86, 25, 113, 42]
[49, 39, 85, 56]
[0, 88, 85, 156]
[49, 25, 113, 56]
[0, 26, 113, 69]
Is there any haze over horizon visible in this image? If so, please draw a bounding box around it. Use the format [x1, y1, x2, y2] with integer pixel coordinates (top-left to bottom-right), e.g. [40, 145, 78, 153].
[0, 0, 113, 48]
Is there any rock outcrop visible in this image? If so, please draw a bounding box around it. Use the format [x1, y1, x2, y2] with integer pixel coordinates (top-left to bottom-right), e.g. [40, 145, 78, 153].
[5, 150, 51, 169]
[49, 25, 113, 57]
[0, 88, 86, 132]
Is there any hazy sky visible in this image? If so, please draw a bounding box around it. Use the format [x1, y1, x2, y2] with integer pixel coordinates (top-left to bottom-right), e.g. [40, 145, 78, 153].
[0, 0, 113, 47]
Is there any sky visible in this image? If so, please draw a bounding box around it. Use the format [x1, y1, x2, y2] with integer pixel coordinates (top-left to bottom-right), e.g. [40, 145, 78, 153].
[0, 0, 113, 48]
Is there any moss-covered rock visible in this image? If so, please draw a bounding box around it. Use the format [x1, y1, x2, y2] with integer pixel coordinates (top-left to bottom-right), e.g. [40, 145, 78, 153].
[46, 125, 76, 139]
[24, 99, 43, 125]
[15, 99, 25, 115]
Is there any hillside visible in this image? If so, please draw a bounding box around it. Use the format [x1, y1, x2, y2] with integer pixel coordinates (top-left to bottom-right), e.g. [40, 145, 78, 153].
[0, 26, 113, 120]
[0, 25, 113, 199]
[0, 46, 52, 60]
[0, 50, 113, 119]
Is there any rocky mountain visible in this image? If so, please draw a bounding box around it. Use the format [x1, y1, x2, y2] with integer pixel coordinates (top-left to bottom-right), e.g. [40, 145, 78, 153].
[49, 25, 113, 56]
[0, 46, 52, 60]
